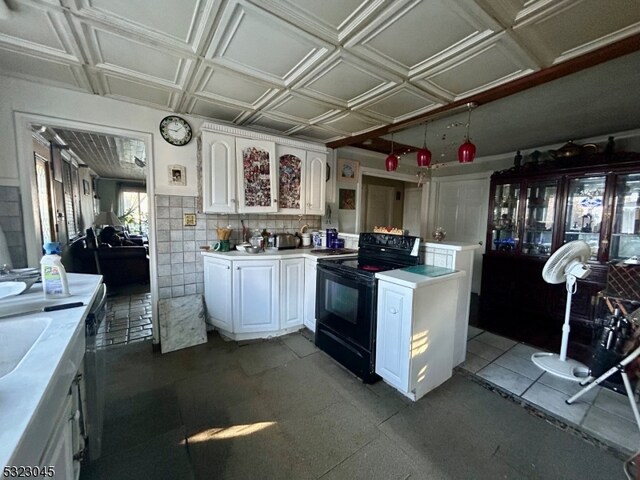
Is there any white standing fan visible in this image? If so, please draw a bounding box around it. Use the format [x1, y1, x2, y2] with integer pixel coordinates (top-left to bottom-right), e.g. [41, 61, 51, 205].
[531, 240, 592, 381]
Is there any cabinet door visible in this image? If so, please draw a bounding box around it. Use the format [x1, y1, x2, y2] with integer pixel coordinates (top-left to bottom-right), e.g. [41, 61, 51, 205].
[203, 257, 233, 331]
[277, 145, 306, 215]
[306, 152, 326, 215]
[280, 258, 304, 329]
[233, 260, 279, 333]
[303, 258, 317, 331]
[236, 138, 278, 213]
[375, 281, 411, 393]
[563, 175, 606, 261]
[522, 180, 558, 258]
[40, 393, 75, 480]
[488, 181, 520, 253]
[202, 132, 237, 213]
[610, 173, 640, 261]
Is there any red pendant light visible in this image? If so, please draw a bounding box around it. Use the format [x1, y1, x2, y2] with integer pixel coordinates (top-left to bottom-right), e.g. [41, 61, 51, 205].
[416, 122, 431, 167]
[385, 134, 399, 171]
[458, 103, 477, 163]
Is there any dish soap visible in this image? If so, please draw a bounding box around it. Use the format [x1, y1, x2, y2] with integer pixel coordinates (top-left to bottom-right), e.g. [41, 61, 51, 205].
[41, 242, 70, 299]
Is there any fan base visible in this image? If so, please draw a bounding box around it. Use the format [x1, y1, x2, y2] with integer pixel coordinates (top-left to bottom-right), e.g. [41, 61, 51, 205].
[531, 352, 590, 382]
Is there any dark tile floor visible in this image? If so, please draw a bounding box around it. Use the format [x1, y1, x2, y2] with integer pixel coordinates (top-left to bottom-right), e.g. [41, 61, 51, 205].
[80, 331, 626, 480]
[97, 284, 152, 348]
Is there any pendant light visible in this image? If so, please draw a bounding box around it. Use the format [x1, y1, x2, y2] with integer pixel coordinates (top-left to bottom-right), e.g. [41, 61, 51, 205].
[416, 122, 432, 167]
[458, 103, 477, 163]
[385, 134, 399, 171]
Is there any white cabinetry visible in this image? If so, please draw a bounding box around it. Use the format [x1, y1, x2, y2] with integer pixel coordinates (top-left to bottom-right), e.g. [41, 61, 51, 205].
[280, 258, 304, 329]
[236, 138, 278, 213]
[200, 123, 327, 215]
[305, 152, 326, 215]
[375, 271, 463, 401]
[203, 256, 232, 331]
[202, 132, 237, 213]
[303, 258, 318, 331]
[40, 393, 75, 479]
[233, 260, 279, 333]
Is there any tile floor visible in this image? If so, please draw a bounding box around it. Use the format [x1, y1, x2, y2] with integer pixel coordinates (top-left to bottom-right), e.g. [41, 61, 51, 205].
[80, 331, 628, 480]
[96, 292, 153, 347]
[463, 325, 640, 456]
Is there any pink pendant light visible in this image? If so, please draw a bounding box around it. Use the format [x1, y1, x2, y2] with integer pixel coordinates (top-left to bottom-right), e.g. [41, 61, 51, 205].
[385, 134, 399, 171]
[416, 122, 432, 167]
[458, 103, 477, 163]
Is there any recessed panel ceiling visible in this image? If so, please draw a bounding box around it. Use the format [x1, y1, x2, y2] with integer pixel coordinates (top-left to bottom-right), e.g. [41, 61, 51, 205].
[0, 0, 638, 163]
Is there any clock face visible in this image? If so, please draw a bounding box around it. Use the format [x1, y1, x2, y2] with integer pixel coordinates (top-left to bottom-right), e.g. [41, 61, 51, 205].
[159, 116, 192, 146]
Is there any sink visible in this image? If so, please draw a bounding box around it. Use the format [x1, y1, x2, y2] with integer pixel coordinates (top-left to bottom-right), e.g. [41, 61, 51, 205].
[0, 317, 51, 378]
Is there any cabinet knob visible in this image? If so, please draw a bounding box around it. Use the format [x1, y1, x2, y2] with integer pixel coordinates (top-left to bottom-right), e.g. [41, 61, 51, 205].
[389, 307, 398, 314]
[226, 266, 230, 270]
[231, 199, 236, 203]
[273, 198, 278, 204]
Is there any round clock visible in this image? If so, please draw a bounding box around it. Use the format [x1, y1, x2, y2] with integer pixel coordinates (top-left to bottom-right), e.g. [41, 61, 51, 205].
[159, 115, 192, 146]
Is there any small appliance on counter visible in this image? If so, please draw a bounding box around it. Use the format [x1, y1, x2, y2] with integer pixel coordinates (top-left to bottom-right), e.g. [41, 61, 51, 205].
[274, 233, 298, 250]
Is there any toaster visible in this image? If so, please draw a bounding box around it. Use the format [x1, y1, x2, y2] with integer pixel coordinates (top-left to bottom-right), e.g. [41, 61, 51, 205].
[274, 233, 297, 249]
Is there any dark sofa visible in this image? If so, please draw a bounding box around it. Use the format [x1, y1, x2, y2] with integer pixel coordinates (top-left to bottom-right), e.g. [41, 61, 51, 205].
[65, 228, 149, 287]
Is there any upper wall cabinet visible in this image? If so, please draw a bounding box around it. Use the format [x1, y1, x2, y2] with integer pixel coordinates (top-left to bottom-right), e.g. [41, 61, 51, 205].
[276, 145, 326, 215]
[202, 132, 237, 213]
[236, 138, 278, 213]
[200, 123, 327, 215]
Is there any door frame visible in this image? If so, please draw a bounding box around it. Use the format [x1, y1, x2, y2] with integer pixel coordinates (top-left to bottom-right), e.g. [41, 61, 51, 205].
[15, 112, 159, 342]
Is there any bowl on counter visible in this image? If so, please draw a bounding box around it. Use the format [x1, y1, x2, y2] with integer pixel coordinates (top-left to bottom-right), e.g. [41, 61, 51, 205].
[236, 243, 251, 252]
[244, 246, 261, 254]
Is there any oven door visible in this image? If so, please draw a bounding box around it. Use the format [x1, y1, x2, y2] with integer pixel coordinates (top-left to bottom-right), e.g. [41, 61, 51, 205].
[316, 263, 376, 350]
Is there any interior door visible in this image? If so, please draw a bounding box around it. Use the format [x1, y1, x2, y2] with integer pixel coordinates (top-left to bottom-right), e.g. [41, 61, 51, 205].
[403, 187, 422, 236]
[365, 185, 394, 231]
[433, 177, 489, 293]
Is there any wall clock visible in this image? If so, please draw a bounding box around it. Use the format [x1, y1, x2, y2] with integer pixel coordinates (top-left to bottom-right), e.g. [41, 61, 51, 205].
[159, 115, 192, 146]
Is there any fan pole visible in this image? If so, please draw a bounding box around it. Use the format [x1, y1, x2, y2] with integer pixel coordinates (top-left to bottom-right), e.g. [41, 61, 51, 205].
[559, 275, 577, 361]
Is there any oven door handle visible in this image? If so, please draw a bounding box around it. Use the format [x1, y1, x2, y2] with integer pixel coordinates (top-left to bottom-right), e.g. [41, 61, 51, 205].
[318, 266, 373, 286]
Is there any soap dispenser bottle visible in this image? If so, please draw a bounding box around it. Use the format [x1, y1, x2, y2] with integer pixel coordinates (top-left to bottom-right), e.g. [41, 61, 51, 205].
[41, 242, 70, 299]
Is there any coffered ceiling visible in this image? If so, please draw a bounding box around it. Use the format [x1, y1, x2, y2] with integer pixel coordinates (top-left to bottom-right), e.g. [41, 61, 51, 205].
[2, 0, 640, 168]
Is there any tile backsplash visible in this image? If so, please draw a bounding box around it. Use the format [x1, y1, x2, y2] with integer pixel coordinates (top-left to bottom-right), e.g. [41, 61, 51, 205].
[155, 194, 321, 299]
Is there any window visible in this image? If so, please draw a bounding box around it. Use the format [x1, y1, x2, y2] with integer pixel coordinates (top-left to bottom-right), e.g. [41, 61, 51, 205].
[35, 153, 53, 244]
[119, 188, 148, 235]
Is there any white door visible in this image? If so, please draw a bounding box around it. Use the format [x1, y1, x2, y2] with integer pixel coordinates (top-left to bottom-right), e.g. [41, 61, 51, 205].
[201, 132, 237, 213]
[365, 185, 395, 230]
[233, 260, 279, 333]
[403, 187, 422, 236]
[203, 257, 233, 331]
[280, 258, 304, 329]
[433, 176, 489, 293]
[305, 152, 326, 215]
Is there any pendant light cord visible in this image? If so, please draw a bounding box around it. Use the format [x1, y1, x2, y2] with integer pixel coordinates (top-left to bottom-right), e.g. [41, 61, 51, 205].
[422, 122, 428, 148]
[465, 105, 471, 140]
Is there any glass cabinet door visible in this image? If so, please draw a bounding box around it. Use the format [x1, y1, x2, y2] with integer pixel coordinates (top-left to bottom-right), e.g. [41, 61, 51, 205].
[523, 180, 557, 257]
[563, 176, 606, 260]
[610, 173, 640, 261]
[490, 183, 520, 252]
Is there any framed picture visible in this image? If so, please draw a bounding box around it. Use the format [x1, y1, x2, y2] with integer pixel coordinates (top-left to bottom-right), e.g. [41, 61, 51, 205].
[169, 164, 186, 186]
[339, 188, 356, 210]
[83, 179, 90, 196]
[337, 158, 358, 184]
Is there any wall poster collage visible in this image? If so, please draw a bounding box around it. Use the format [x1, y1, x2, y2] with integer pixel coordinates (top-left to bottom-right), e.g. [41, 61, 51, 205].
[242, 146, 272, 207]
[279, 154, 302, 209]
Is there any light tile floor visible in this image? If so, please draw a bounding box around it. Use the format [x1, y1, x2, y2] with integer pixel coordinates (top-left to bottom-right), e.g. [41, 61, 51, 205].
[462, 325, 640, 456]
[97, 293, 153, 348]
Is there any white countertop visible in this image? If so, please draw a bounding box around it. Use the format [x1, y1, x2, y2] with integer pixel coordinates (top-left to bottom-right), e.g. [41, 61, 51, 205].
[0, 274, 103, 469]
[375, 266, 466, 289]
[419, 241, 482, 251]
[202, 247, 358, 261]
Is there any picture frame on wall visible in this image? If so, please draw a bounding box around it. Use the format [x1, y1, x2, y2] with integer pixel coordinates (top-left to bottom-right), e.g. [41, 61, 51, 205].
[339, 188, 356, 210]
[337, 159, 358, 184]
[169, 164, 186, 186]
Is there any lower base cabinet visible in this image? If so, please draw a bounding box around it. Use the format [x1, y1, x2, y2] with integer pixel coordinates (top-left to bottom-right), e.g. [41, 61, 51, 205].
[281, 258, 304, 330]
[375, 275, 461, 401]
[233, 260, 280, 333]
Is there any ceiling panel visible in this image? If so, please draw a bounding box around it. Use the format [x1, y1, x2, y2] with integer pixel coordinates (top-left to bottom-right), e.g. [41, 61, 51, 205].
[0, 0, 638, 166]
[206, 0, 330, 85]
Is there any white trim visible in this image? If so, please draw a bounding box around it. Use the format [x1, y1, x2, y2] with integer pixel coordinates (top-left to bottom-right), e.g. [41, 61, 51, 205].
[14, 112, 160, 344]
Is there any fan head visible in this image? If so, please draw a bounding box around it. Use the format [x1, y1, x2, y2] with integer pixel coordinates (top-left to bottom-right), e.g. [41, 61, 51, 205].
[542, 240, 591, 284]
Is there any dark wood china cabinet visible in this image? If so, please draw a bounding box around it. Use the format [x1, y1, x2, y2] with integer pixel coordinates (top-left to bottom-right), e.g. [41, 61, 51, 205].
[479, 151, 640, 354]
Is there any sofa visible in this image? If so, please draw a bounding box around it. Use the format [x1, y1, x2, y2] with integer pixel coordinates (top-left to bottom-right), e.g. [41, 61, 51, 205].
[64, 228, 149, 287]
